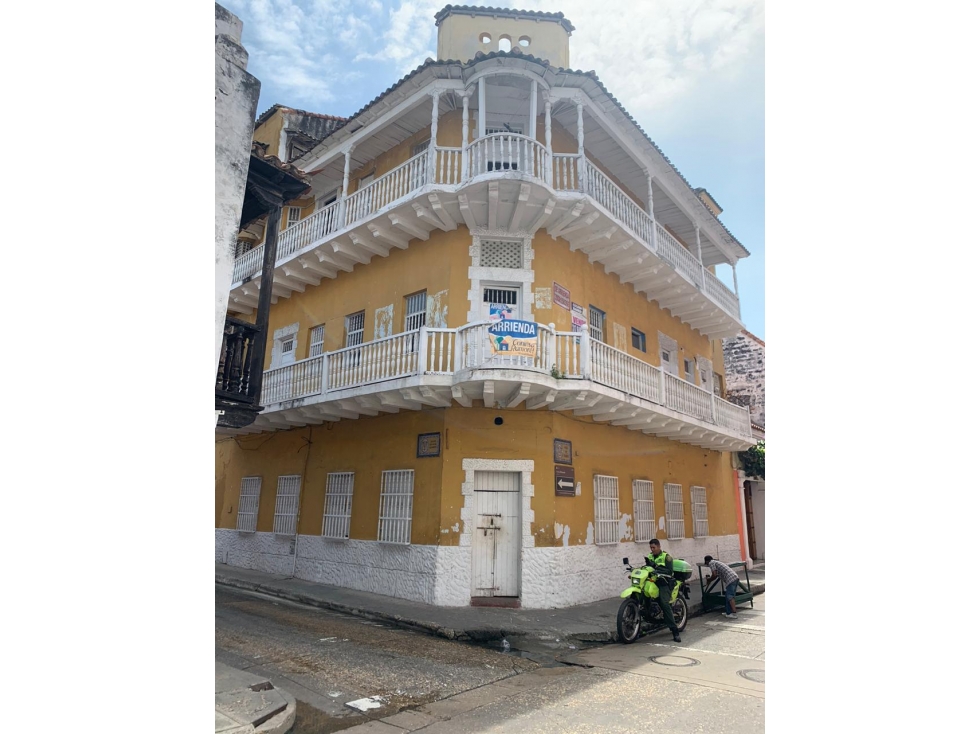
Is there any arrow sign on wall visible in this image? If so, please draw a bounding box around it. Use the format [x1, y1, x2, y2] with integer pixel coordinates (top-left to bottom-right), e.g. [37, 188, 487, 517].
[555, 465, 575, 497]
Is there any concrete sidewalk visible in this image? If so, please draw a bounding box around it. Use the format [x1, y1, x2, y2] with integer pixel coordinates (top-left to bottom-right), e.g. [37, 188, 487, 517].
[215, 561, 764, 646]
[215, 662, 296, 734]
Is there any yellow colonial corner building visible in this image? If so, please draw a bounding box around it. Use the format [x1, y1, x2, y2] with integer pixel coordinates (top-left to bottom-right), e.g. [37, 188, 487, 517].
[215, 5, 755, 609]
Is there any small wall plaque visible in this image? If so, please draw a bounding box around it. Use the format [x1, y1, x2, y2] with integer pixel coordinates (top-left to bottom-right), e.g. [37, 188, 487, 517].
[554, 439, 573, 465]
[417, 432, 441, 458]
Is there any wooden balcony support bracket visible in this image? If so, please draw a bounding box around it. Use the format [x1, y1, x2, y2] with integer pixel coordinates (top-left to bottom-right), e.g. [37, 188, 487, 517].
[612, 413, 655, 427]
[389, 213, 431, 242]
[549, 390, 590, 412]
[588, 239, 630, 264]
[270, 272, 305, 294]
[574, 399, 620, 417]
[368, 223, 410, 250]
[508, 183, 532, 231]
[594, 406, 640, 423]
[458, 193, 478, 230]
[451, 385, 473, 407]
[349, 231, 391, 258]
[527, 198, 556, 235]
[315, 247, 354, 272]
[547, 200, 585, 238]
[487, 180, 500, 231]
[570, 225, 618, 252]
[339, 398, 378, 417]
[412, 201, 449, 232]
[297, 256, 337, 279]
[556, 210, 600, 239]
[378, 392, 423, 411]
[504, 382, 532, 408]
[282, 265, 321, 287]
[300, 406, 341, 422]
[419, 386, 452, 407]
[482, 381, 495, 408]
[427, 193, 458, 231]
[526, 389, 557, 410]
[331, 239, 371, 265]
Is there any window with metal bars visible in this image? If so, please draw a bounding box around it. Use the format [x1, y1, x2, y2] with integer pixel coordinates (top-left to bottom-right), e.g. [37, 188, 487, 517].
[665, 483, 685, 540]
[484, 124, 524, 170]
[691, 486, 709, 538]
[589, 306, 606, 344]
[632, 480, 655, 543]
[480, 239, 523, 268]
[273, 475, 301, 536]
[378, 470, 414, 544]
[236, 477, 261, 533]
[345, 312, 365, 347]
[286, 206, 302, 229]
[322, 473, 354, 540]
[309, 325, 325, 357]
[593, 475, 620, 545]
[405, 291, 427, 331]
[482, 288, 518, 305]
[485, 124, 523, 135]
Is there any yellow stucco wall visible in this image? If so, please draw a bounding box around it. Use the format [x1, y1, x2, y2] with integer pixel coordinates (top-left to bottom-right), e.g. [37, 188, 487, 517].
[252, 109, 285, 158]
[436, 13, 571, 67]
[216, 406, 739, 547]
[262, 226, 473, 368]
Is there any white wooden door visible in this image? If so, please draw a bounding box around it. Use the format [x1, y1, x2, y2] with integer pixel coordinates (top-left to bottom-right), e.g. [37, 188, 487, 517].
[471, 471, 521, 597]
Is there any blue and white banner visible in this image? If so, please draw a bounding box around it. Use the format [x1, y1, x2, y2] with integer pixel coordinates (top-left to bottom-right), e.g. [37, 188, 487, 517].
[487, 320, 538, 357]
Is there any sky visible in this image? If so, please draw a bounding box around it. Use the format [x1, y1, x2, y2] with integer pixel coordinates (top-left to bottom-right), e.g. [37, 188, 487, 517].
[223, 0, 765, 339]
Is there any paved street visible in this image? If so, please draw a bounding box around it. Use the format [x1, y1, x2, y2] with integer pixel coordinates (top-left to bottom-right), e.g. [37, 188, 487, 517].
[217, 585, 764, 733]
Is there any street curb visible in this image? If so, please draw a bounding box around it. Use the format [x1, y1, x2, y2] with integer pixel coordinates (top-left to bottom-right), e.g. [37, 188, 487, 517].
[252, 686, 296, 734]
[216, 573, 764, 647]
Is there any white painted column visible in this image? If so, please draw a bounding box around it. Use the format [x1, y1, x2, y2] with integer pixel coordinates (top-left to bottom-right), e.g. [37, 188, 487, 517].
[576, 100, 585, 193]
[528, 79, 538, 144]
[340, 147, 352, 226]
[732, 260, 740, 297]
[695, 224, 705, 286]
[461, 91, 470, 181]
[544, 96, 552, 186]
[579, 331, 591, 379]
[647, 172, 658, 251]
[428, 89, 441, 183]
[478, 77, 486, 138]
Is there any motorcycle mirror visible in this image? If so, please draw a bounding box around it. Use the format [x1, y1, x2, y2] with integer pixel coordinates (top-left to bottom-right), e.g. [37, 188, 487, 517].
[622, 557, 629, 565]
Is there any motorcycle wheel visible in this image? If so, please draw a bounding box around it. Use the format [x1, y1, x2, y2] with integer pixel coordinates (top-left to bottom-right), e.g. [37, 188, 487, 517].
[616, 598, 642, 644]
[672, 596, 689, 632]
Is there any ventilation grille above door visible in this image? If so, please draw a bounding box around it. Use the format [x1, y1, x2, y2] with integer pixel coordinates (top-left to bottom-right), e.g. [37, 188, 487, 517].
[480, 240, 523, 269]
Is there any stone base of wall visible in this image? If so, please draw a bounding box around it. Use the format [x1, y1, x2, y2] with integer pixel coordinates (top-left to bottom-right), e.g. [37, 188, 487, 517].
[216, 530, 741, 609]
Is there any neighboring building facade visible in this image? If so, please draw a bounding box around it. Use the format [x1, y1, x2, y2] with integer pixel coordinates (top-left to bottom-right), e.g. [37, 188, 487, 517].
[215, 3, 261, 381]
[723, 329, 765, 561]
[215, 5, 757, 608]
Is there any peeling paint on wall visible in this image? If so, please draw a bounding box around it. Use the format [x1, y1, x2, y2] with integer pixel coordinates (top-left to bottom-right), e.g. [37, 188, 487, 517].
[374, 304, 393, 339]
[586, 521, 594, 545]
[658, 516, 666, 531]
[554, 522, 570, 547]
[427, 290, 448, 328]
[613, 322, 628, 352]
[534, 287, 552, 310]
[619, 513, 633, 542]
[451, 523, 459, 532]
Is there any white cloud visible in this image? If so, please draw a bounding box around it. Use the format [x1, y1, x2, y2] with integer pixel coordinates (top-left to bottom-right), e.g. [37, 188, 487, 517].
[354, 0, 443, 75]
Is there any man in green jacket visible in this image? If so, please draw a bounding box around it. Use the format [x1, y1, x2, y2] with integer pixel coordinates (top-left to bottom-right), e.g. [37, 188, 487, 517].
[646, 538, 681, 642]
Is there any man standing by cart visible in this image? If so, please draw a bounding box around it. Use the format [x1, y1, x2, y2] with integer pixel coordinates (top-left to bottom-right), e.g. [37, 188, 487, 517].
[704, 555, 741, 619]
[646, 538, 681, 642]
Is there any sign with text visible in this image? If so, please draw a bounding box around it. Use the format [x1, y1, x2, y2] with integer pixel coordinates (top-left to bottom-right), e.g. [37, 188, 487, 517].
[487, 320, 538, 358]
[488, 303, 515, 322]
[417, 432, 441, 458]
[571, 303, 586, 333]
[555, 465, 576, 496]
[552, 282, 571, 311]
[553, 439, 573, 465]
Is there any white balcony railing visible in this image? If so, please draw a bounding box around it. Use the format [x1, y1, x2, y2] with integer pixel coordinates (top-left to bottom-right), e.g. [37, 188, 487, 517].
[257, 322, 752, 440]
[233, 136, 740, 318]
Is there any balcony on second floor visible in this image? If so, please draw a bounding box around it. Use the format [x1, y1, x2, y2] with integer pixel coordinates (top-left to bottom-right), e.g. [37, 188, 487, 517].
[221, 320, 754, 454]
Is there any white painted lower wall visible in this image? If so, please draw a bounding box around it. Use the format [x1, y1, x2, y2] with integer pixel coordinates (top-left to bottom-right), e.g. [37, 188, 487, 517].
[216, 529, 740, 609]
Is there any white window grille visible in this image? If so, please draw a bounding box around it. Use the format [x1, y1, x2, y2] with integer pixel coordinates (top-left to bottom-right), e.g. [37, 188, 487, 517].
[309, 325, 325, 357]
[589, 306, 606, 344]
[691, 486, 709, 538]
[345, 311, 365, 347]
[593, 475, 620, 545]
[236, 477, 261, 532]
[273, 475, 301, 536]
[287, 206, 302, 228]
[322, 473, 354, 539]
[632, 480, 655, 543]
[405, 291, 427, 331]
[485, 124, 523, 135]
[480, 239, 523, 268]
[482, 288, 518, 306]
[378, 470, 414, 544]
[665, 482, 685, 540]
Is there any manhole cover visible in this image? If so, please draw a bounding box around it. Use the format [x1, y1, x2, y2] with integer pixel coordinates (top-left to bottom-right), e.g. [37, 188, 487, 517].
[648, 654, 701, 668]
[737, 669, 765, 683]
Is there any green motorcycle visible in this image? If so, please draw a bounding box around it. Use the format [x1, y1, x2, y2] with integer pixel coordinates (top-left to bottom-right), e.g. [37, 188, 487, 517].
[616, 556, 693, 644]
